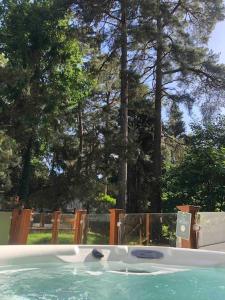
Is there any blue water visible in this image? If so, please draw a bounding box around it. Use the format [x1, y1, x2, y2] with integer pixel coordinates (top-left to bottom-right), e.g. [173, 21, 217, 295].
[0, 261, 225, 299]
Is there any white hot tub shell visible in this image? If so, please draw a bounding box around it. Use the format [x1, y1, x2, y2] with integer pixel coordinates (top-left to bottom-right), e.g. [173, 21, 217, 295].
[0, 245, 225, 267]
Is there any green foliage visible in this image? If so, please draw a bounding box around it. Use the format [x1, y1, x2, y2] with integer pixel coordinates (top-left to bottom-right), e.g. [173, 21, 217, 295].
[163, 121, 225, 212]
[0, 53, 7, 67]
[0, 0, 92, 206]
[0, 131, 19, 192]
[97, 193, 116, 206]
[167, 103, 185, 138]
[91, 193, 116, 213]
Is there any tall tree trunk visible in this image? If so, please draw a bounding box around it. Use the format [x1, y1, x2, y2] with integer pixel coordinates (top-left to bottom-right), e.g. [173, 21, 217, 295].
[78, 104, 84, 156]
[127, 164, 138, 213]
[75, 103, 84, 206]
[19, 137, 33, 208]
[19, 52, 39, 208]
[77, 103, 84, 175]
[152, 7, 163, 213]
[104, 92, 110, 195]
[118, 0, 128, 210]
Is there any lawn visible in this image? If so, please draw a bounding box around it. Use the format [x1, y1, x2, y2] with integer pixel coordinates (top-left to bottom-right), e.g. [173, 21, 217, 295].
[27, 231, 108, 245]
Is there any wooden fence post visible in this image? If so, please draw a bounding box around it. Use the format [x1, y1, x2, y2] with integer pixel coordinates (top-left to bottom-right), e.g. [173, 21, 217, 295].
[51, 211, 61, 244]
[146, 213, 151, 245]
[9, 209, 32, 244]
[40, 212, 45, 228]
[109, 209, 125, 245]
[73, 210, 87, 244]
[176, 205, 200, 249]
[17, 209, 32, 244]
[9, 209, 20, 244]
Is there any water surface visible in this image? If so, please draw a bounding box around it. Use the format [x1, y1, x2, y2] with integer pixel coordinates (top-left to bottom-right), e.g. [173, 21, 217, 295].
[0, 261, 225, 300]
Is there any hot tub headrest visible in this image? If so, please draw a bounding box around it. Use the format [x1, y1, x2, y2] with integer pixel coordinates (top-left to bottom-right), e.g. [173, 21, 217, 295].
[92, 249, 104, 259]
[131, 249, 164, 259]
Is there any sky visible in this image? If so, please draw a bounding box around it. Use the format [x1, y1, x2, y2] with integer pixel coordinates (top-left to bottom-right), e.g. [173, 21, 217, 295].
[209, 20, 225, 63]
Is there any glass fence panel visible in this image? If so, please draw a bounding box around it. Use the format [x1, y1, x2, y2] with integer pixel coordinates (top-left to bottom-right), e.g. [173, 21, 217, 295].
[58, 214, 75, 244]
[119, 213, 177, 246]
[27, 212, 177, 246]
[29, 213, 76, 245]
[28, 212, 53, 244]
[30, 213, 51, 229]
[197, 212, 225, 248]
[83, 214, 110, 245]
[0, 211, 11, 245]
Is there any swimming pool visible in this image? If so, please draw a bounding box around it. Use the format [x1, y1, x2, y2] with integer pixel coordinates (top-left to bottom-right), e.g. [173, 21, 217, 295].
[0, 245, 225, 299]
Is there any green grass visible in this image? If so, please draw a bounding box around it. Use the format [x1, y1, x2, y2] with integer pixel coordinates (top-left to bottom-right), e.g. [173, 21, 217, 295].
[27, 231, 108, 245]
[86, 231, 108, 244]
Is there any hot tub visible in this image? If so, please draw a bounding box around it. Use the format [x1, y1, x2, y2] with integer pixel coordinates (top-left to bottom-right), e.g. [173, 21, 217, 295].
[0, 245, 225, 299]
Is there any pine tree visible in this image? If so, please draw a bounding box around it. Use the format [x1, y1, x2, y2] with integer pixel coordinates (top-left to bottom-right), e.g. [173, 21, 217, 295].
[131, 0, 225, 212]
[168, 103, 185, 138]
[74, 0, 140, 209]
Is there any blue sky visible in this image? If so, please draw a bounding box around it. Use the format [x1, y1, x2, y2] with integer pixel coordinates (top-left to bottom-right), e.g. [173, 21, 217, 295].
[209, 20, 225, 63]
